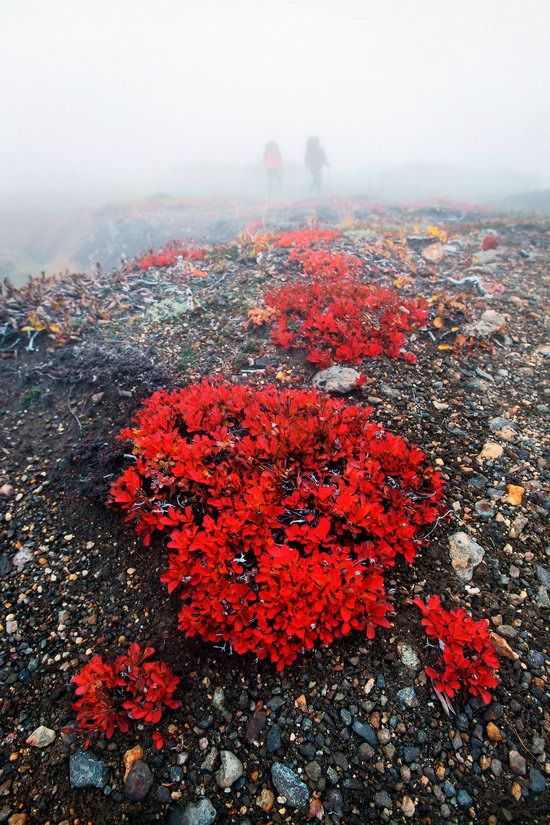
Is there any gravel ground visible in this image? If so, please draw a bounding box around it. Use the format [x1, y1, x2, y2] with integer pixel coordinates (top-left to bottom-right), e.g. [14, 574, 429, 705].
[0, 203, 548, 824]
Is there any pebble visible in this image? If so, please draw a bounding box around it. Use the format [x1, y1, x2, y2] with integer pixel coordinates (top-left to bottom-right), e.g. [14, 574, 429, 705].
[397, 687, 418, 708]
[69, 748, 108, 789]
[256, 788, 274, 813]
[312, 366, 362, 394]
[125, 760, 153, 801]
[352, 718, 378, 746]
[215, 750, 243, 788]
[25, 726, 55, 748]
[271, 763, 310, 809]
[508, 750, 527, 776]
[449, 531, 485, 583]
[401, 795, 415, 817]
[167, 798, 217, 825]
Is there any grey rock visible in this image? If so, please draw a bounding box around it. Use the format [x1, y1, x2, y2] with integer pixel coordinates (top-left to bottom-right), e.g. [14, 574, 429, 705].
[167, 798, 217, 825]
[457, 790, 473, 807]
[312, 366, 361, 395]
[474, 499, 495, 519]
[398, 643, 420, 670]
[125, 760, 153, 801]
[70, 748, 108, 789]
[246, 710, 266, 743]
[529, 768, 546, 793]
[449, 531, 485, 583]
[215, 751, 243, 789]
[536, 586, 550, 609]
[535, 564, 550, 589]
[271, 763, 310, 809]
[374, 790, 392, 808]
[266, 726, 282, 753]
[200, 747, 218, 772]
[352, 718, 378, 746]
[305, 760, 322, 782]
[397, 687, 419, 708]
[464, 309, 505, 338]
[12, 547, 33, 571]
[508, 750, 527, 776]
[26, 725, 55, 747]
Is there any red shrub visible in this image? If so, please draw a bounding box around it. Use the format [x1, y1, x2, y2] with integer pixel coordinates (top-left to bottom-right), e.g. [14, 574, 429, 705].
[72, 643, 180, 740]
[134, 242, 205, 271]
[414, 596, 499, 704]
[271, 229, 341, 250]
[111, 380, 444, 669]
[481, 234, 499, 251]
[266, 250, 427, 368]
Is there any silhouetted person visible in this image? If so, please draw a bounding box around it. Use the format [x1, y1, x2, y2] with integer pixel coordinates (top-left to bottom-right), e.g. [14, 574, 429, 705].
[305, 136, 328, 196]
[263, 141, 282, 197]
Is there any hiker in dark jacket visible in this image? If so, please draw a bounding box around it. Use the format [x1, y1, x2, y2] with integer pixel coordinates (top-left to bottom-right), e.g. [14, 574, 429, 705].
[305, 136, 328, 196]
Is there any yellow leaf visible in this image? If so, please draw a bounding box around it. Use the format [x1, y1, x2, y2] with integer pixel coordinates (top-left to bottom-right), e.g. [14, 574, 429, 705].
[437, 344, 454, 350]
[433, 317, 444, 329]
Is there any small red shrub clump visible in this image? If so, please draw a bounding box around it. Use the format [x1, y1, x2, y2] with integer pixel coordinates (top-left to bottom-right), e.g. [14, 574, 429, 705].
[72, 644, 180, 740]
[271, 229, 342, 251]
[415, 596, 499, 704]
[481, 234, 499, 251]
[266, 249, 427, 368]
[134, 242, 205, 271]
[111, 380, 444, 669]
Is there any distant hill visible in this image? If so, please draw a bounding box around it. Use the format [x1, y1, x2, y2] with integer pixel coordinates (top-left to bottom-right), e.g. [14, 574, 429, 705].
[497, 188, 550, 213]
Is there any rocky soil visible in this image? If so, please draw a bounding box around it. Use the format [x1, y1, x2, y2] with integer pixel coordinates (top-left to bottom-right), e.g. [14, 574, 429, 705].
[0, 202, 548, 824]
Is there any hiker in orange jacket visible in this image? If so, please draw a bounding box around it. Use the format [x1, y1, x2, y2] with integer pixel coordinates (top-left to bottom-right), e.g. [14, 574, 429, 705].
[264, 141, 283, 197]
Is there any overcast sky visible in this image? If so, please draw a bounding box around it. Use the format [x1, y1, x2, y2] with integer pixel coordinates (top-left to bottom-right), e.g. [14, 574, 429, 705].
[2, 0, 550, 204]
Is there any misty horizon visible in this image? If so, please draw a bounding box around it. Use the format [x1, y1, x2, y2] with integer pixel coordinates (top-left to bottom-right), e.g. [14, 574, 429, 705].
[2, 0, 550, 210]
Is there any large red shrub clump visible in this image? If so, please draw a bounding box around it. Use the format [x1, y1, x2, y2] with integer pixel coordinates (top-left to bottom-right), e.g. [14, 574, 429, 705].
[111, 380, 444, 669]
[266, 248, 428, 368]
[415, 596, 499, 704]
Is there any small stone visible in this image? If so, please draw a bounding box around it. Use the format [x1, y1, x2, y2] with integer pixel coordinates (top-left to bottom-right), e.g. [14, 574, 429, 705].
[374, 790, 392, 808]
[505, 485, 525, 506]
[25, 726, 55, 748]
[167, 798, 217, 825]
[397, 687, 419, 707]
[70, 748, 108, 789]
[246, 710, 266, 743]
[312, 366, 362, 395]
[352, 718, 378, 745]
[464, 310, 505, 338]
[486, 722, 502, 742]
[266, 725, 282, 753]
[123, 745, 144, 781]
[271, 763, 310, 809]
[535, 565, 550, 589]
[457, 790, 473, 807]
[449, 531, 485, 583]
[215, 751, 243, 789]
[401, 795, 416, 817]
[508, 750, 527, 776]
[397, 642, 420, 670]
[125, 761, 153, 801]
[479, 441, 504, 461]
[474, 499, 495, 519]
[256, 788, 274, 813]
[529, 768, 546, 793]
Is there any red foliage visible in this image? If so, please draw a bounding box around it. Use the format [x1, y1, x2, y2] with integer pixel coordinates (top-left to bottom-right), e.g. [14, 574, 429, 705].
[270, 229, 341, 250]
[72, 643, 180, 739]
[111, 380, 444, 669]
[266, 249, 427, 368]
[134, 242, 205, 271]
[414, 596, 499, 704]
[481, 234, 499, 251]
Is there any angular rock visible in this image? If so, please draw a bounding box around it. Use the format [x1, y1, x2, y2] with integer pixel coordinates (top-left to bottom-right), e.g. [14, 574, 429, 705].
[464, 310, 505, 338]
[125, 760, 153, 801]
[508, 750, 527, 776]
[167, 798, 217, 825]
[69, 748, 108, 789]
[449, 532, 485, 583]
[352, 718, 378, 746]
[215, 751, 243, 789]
[26, 726, 55, 748]
[312, 366, 361, 395]
[271, 763, 310, 809]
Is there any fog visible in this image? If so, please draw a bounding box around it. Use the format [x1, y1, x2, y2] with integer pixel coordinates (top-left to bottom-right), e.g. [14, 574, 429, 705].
[2, 0, 550, 209]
